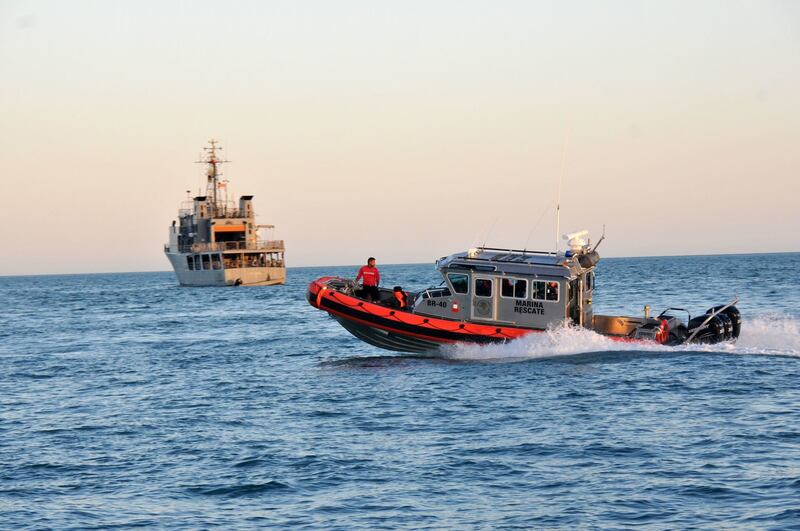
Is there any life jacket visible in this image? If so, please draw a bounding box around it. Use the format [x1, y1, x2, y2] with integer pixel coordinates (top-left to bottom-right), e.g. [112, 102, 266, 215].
[394, 290, 408, 308]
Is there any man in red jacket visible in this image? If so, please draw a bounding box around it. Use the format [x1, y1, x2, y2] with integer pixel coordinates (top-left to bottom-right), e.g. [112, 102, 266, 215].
[356, 257, 381, 302]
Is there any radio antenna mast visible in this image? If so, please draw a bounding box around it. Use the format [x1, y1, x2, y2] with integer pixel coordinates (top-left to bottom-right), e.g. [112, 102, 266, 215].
[555, 126, 571, 254]
[195, 139, 230, 216]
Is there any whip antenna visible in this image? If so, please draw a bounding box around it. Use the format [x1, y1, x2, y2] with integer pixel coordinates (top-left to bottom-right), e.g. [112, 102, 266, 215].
[482, 217, 499, 249]
[555, 126, 571, 254]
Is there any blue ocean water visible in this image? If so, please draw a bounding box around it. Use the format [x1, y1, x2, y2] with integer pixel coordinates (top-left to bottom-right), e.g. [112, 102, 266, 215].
[2, 253, 800, 529]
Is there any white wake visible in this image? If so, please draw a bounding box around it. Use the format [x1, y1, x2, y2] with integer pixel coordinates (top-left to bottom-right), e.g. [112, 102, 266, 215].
[442, 314, 800, 361]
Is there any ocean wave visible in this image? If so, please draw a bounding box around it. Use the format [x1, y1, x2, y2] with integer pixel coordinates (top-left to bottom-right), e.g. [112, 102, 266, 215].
[186, 481, 292, 497]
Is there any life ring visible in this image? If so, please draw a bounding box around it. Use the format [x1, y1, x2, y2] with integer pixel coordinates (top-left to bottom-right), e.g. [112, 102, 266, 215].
[655, 319, 670, 344]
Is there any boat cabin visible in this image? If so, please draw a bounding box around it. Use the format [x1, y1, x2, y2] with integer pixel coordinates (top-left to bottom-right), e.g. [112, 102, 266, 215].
[413, 247, 597, 330]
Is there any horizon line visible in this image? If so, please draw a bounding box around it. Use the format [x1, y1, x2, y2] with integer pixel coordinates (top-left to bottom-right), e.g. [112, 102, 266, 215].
[0, 250, 797, 279]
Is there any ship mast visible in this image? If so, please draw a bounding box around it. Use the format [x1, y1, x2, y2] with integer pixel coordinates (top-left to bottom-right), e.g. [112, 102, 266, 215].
[196, 139, 229, 216]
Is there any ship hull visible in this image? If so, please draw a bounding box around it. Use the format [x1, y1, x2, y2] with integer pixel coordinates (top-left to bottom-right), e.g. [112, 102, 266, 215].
[165, 252, 285, 286]
[307, 277, 536, 353]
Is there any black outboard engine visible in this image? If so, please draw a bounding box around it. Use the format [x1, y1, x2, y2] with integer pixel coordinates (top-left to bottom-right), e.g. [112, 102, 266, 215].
[715, 312, 734, 341]
[688, 314, 726, 343]
[686, 305, 741, 344]
[707, 305, 741, 339]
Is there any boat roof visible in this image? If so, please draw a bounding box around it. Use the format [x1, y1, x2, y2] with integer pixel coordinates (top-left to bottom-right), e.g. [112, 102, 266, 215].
[437, 247, 583, 279]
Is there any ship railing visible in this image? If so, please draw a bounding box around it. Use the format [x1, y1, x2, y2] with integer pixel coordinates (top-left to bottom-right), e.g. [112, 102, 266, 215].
[176, 207, 250, 219]
[212, 209, 248, 219]
[223, 258, 285, 269]
[188, 240, 285, 253]
[260, 240, 285, 250]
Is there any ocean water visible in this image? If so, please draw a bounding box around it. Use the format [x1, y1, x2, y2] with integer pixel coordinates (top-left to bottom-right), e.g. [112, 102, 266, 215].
[2, 253, 800, 529]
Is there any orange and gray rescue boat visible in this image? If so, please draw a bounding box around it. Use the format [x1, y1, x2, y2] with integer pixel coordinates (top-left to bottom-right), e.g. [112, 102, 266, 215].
[307, 231, 740, 353]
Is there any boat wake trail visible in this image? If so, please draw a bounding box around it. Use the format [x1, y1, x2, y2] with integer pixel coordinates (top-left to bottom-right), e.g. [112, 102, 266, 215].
[688, 313, 800, 357]
[443, 314, 800, 362]
[443, 325, 666, 362]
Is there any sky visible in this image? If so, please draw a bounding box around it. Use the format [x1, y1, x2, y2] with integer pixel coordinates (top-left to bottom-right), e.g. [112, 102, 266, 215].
[1, 0, 798, 275]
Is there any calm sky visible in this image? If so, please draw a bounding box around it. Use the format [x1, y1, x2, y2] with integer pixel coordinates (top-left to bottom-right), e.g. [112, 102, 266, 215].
[1, 0, 798, 275]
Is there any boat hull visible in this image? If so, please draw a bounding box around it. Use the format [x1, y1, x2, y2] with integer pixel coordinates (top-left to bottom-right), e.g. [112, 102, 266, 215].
[165, 252, 285, 286]
[334, 317, 446, 353]
[308, 277, 540, 353]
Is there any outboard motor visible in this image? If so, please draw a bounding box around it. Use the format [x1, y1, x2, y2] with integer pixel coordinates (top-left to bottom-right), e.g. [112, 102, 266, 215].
[714, 312, 734, 341]
[707, 305, 741, 339]
[654, 300, 740, 345]
[687, 314, 726, 344]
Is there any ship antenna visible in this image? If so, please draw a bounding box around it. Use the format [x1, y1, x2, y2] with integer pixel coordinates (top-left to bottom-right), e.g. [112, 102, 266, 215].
[196, 138, 230, 216]
[591, 224, 607, 252]
[482, 217, 498, 249]
[522, 204, 552, 251]
[555, 126, 571, 255]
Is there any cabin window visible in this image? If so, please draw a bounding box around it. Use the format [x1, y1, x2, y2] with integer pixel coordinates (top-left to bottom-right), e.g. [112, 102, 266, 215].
[448, 273, 469, 294]
[532, 281, 545, 300]
[475, 278, 493, 297]
[193, 255, 202, 270]
[422, 287, 452, 299]
[212, 254, 222, 270]
[501, 278, 527, 299]
[532, 280, 559, 302]
[187, 256, 194, 270]
[586, 271, 595, 291]
[202, 254, 211, 270]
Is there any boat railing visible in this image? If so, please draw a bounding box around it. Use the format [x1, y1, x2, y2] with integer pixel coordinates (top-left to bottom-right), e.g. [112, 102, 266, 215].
[478, 246, 557, 256]
[187, 240, 285, 253]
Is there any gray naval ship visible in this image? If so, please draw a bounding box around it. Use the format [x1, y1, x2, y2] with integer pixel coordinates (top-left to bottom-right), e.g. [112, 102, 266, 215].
[308, 230, 740, 352]
[164, 140, 286, 286]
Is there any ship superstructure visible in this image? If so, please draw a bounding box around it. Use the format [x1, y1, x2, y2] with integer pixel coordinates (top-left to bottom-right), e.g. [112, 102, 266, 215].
[164, 140, 286, 286]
